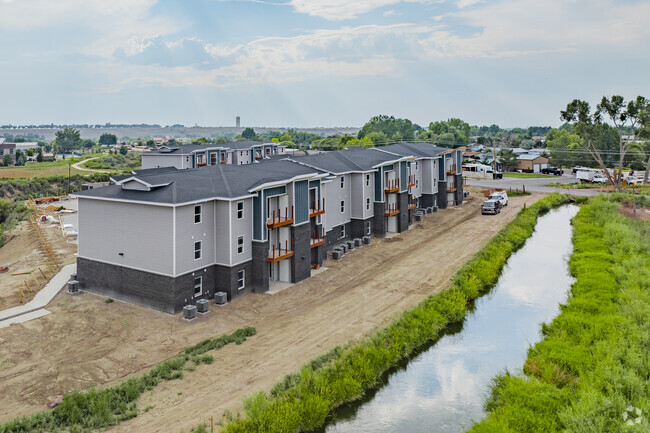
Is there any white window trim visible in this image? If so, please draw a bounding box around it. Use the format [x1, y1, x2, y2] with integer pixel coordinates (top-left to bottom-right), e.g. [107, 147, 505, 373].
[340, 176, 344, 188]
[194, 276, 202, 296]
[237, 201, 244, 219]
[194, 204, 202, 224]
[237, 235, 244, 254]
[366, 174, 370, 186]
[366, 198, 370, 210]
[366, 221, 371, 235]
[194, 241, 202, 260]
[340, 200, 345, 213]
[237, 270, 245, 290]
[340, 226, 346, 239]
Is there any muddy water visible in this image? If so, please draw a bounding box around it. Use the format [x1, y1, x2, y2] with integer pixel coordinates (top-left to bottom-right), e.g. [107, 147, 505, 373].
[320, 205, 579, 433]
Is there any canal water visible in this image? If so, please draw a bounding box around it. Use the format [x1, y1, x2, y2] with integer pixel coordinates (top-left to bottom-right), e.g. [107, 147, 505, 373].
[320, 205, 579, 433]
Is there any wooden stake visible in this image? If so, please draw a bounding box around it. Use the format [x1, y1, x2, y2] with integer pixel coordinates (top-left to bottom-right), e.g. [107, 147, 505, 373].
[24, 280, 33, 294]
[39, 267, 47, 279]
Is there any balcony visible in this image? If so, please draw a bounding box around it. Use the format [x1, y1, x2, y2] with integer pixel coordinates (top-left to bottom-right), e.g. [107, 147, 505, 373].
[384, 203, 400, 216]
[268, 240, 294, 262]
[447, 187, 457, 193]
[384, 178, 400, 193]
[197, 162, 207, 167]
[311, 228, 326, 248]
[255, 154, 264, 160]
[220, 160, 228, 164]
[310, 198, 325, 218]
[407, 175, 416, 188]
[446, 165, 457, 175]
[267, 206, 294, 229]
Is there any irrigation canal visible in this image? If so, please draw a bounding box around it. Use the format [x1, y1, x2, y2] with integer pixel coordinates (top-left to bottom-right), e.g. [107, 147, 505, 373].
[319, 204, 579, 433]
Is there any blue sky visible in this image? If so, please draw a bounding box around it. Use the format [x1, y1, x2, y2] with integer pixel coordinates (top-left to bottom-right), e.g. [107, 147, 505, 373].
[1, 0, 649, 128]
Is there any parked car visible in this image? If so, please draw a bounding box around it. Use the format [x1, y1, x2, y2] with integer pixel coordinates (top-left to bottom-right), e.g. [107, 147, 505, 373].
[592, 174, 608, 184]
[542, 167, 562, 175]
[482, 199, 502, 215]
[489, 191, 508, 207]
[486, 169, 503, 179]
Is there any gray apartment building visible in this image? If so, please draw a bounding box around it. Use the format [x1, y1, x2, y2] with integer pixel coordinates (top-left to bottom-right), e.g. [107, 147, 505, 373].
[141, 141, 286, 170]
[73, 143, 464, 314]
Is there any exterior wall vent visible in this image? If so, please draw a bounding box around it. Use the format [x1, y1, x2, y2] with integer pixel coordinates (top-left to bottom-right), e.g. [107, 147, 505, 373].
[183, 305, 197, 320]
[196, 298, 209, 313]
[214, 292, 228, 305]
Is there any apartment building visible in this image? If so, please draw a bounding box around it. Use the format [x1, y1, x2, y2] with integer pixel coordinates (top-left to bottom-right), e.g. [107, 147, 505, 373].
[141, 141, 286, 170]
[74, 144, 464, 313]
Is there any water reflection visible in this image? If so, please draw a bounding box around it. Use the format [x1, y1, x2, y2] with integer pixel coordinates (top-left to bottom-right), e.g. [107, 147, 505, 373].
[322, 205, 579, 433]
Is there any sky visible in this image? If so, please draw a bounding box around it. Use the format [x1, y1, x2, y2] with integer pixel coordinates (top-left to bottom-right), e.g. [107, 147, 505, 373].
[1, 0, 649, 128]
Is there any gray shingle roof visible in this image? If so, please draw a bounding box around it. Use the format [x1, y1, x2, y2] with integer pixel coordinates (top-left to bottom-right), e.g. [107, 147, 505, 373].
[377, 142, 450, 158]
[75, 160, 322, 204]
[286, 146, 404, 174]
[147, 141, 273, 155]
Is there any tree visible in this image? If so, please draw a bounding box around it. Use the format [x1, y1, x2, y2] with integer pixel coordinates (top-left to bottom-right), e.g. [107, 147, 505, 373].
[36, 147, 44, 162]
[119, 145, 128, 156]
[358, 115, 415, 142]
[498, 148, 518, 172]
[561, 96, 649, 186]
[3, 155, 12, 166]
[15, 156, 25, 166]
[98, 133, 117, 145]
[54, 127, 82, 155]
[25, 148, 35, 157]
[241, 128, 257, 140]
[546, 129, 584, 168]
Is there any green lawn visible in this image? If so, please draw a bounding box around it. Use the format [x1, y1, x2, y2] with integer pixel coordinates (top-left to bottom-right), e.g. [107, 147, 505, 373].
[0, 156, 94, 178]
[503, 172, 556, 179]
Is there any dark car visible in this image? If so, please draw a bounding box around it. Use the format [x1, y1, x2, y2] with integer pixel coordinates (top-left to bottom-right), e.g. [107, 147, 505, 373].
[542, 167, 562, 175]
[486, 169, 503, 179]
[482, 199, 502, 215]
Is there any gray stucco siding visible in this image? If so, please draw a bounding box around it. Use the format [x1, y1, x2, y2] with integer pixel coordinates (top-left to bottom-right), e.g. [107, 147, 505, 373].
[78, 198, 173, 275]
[175, 202, 216, 275]
[229, 198, 253, 265]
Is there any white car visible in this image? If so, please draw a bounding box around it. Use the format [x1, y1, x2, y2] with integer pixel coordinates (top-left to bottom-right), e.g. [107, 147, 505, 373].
[592, 174, 608, 184]
[489, 191, 508, 207]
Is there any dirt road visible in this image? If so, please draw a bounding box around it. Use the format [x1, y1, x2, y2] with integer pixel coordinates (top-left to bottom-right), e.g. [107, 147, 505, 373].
[0, 190, 543, 431]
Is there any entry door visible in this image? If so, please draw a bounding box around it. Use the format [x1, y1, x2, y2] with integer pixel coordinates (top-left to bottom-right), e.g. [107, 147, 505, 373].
[388, 216, 397, 233]
[210, 153, 217, 165]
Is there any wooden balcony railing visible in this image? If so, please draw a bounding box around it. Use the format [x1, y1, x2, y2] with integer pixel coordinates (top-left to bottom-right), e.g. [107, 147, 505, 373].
[446, 165, 457, 175]
[384, 178, 400, 193]
[267, 206, 294, 228]
[407, 174, 416, 188]
[255, 154, 264, 160]
[310, 198, 325, 218]
[268, 240, 294, 262]
[220, 160, 228, 164]
[197, 162, 207, 167]
[310, 227, 326, 248]
[408, 198, 417, 209]
[384, 203, 400, 216]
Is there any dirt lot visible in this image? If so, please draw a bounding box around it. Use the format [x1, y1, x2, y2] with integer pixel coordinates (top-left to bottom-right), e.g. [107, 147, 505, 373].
[0, 208, 77, 311]
[0, 189, 544, 431]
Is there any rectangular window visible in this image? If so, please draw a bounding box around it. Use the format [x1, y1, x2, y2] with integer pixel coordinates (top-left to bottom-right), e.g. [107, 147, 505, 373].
[237, 270, 245, 290]
[366, 198, 370, 210]
[340, 226, 346, 239]
[340, 200, 345, 213]
[9, 148, 13, 155]
[340, 176, 344, 188]
[366, 221, 371, 235]
[194, 276, 202, 295]
[194, 241, 201, 260]
[0, 149, 3, 156]
[194, 205, 201, 224]
[366, 174, 370, 186]
[237, 201, 244, 219]
[237, 236, 244, 254]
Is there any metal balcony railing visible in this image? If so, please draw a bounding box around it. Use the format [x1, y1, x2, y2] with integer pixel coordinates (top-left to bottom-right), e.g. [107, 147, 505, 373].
[384, 178, 400, 193]
[384, 203, 400, 216]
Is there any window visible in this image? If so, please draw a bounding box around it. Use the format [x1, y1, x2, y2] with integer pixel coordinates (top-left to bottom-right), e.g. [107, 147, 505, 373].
[340, 200, 345, 213]
[366, 221, 371, 235]
[237, 236, 244, 254]
[416, 179, 419, 187]
[237, 201, 244, 219]
[0, 149, 3, 156]
[340, 226, 346, 239]
[194, 241, 201, 260]
[194, 205, 201, 224]
[366, 174, 370, 186]
[9, 148, 13, 155]
[340, 176, 344, 188]
[237, 270, 245, 290]
[194, 276, 202, 296]
[366, 198, 370, 210]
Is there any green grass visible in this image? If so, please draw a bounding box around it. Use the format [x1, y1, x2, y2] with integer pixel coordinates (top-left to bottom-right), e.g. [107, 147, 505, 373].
[545, 182, 601, 189]
[0, 326, 256, 433]
[503, 172, 556, 178]
[468, 195, 650, 433]
[0, 156, 98, 178]
[82, 154, 141, 171]
[213, 193, 572, 433]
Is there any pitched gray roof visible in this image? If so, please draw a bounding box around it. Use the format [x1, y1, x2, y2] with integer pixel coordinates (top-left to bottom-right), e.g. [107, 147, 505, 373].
[76, 160, 322, 204]
[286, 146, 404, 174]
[147, 141, 273, 155]
[377, 142, 450, 158]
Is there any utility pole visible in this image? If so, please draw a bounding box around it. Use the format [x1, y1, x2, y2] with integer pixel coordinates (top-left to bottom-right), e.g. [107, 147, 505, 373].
[68, 161, 71, 195]
[493, 140, 497, 179]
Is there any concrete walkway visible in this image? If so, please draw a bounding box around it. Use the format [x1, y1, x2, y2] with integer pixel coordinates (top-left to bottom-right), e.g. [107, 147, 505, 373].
[0, 263, 76, 328]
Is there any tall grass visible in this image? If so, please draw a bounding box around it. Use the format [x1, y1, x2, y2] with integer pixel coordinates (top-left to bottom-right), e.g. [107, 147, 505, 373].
[0, 173, 111, 200]
[468, 195, 650, 432]
[216, 193, 572, 433]
[0, 327, 256, 433]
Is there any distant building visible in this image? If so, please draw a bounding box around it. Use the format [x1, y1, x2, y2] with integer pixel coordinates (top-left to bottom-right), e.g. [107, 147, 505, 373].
[236, 116, 241, 128]
[516, 154, 549, 173]
[0, 142, 16, 164]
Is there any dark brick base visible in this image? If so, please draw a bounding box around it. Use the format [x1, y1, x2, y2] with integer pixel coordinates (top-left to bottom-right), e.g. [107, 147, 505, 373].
[215, 261, 253, 301]
[421, 193, 436, 208]
[373, 202, 386, 237]
[291, 223, 311, 283]
[350, 217, 372, 239]
[252, 241, 269, 293]
[398, 192, 409, 232]
[455, 174, 464, 205]
[437, 182, 448, 209]
[325, 222, 351, 249]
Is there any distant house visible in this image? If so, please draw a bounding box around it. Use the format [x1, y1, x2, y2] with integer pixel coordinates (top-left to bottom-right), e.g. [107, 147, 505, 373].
[516, 154, 549, 173]
[0, 142, 16, 164]
[16, 142, 40, 152]
[463, 151, 480, 159]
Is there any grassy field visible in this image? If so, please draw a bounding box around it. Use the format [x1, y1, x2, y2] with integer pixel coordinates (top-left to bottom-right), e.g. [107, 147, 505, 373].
[0, 158, 90, 178]
[469, 194, 650, 433]
[200, 193, 572, 433]
[503, 172, 556, 179]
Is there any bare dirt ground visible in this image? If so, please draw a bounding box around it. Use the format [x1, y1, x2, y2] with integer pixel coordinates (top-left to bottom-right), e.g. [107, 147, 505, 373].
[0, 189, 544, 431]
[0, 210, 77, 310]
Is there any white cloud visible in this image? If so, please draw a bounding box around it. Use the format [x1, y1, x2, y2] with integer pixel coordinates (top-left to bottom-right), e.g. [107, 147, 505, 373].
[456, 0, 481, 8]
[288, 0, 428, 20]
[383, 9, 401, 16]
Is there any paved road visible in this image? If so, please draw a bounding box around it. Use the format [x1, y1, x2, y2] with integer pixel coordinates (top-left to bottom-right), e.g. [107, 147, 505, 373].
[467, 171, 602, 197]
[71, 157, 111, 173]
